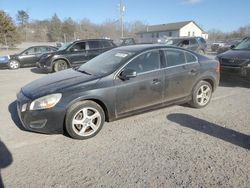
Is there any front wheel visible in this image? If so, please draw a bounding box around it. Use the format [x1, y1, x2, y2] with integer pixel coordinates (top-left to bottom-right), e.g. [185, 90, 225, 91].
[189, 81, 212, 108]
[53, 60, 68, 72]
[8, 60, 20, 70]
[65, 101, 105, 139]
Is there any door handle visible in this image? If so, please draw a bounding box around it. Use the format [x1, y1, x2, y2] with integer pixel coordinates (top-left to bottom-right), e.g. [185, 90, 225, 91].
[189, 69, 197, 74]
[152, 78, 160, 85]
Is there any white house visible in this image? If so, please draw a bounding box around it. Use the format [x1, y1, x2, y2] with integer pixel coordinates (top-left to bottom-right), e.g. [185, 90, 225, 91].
[136, 21, 208, 43]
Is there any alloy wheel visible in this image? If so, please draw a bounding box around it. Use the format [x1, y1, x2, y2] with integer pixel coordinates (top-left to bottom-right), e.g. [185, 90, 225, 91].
[72, 107, 102, 137]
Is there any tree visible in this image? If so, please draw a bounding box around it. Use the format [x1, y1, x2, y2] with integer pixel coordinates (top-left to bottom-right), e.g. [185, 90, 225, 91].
[16, 10, 29, 26]
[0, 11, 19, 46]
[47, 14, 62, 42]
[62, 17, 76, 41]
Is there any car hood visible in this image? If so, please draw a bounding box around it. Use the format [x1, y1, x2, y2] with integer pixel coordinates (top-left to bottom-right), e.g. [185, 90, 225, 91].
[21, 69, 101, 99]
[218, 50, 250, 59]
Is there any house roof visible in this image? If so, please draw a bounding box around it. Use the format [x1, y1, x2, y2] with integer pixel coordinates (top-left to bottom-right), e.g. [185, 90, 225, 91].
[136, 21, 204, 34]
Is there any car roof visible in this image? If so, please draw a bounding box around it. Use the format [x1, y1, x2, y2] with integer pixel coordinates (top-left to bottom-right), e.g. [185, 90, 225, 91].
[73, 39, 113, 43]
[114, 44, 188, 53]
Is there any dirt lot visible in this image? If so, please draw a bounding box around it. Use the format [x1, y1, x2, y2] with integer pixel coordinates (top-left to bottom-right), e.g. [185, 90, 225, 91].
[0, 67, 249, 187]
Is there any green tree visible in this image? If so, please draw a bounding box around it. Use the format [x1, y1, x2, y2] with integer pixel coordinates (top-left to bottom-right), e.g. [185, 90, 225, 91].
[0, 10, 19, 46]
[47, 14, 62, 42]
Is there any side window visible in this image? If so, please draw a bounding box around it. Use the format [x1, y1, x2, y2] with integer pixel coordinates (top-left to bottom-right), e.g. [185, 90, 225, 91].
[185, 52, 197, 63]
[164, 50, 186, 67]
[190, 39, 197, 45]
[89, 41, 102, 49]
[23, 47, 37, 55]
[102, 40, 112, 48]
[40, 47, 48, 53]
[71, 42, 86, 51]
[126, 51, 161, 74]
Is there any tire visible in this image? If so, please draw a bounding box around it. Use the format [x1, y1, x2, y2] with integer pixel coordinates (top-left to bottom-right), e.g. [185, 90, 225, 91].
[8, 60, 20, 70]
[189, 80, 212, 108]
[65, 101, 105, 140]
[53, 60, 68, 72]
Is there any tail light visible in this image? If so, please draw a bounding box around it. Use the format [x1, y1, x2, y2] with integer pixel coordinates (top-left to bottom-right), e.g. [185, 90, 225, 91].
[216, 62, 220, 73]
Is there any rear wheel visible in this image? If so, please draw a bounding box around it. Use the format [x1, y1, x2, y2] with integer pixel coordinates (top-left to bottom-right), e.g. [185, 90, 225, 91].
[53, 60, 68, 72]
[189, 80, 212, 108]
[65, 101, 105, 139]
[8, 60, 20, 70]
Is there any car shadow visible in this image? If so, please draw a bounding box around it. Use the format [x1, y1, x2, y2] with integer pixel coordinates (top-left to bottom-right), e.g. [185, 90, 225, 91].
[0, 139, 13, 188]
[219, 75, 250, 88]
[167, 113, 250, 150]
[30, 67, 47, 74]
[8, 101, 26, 131]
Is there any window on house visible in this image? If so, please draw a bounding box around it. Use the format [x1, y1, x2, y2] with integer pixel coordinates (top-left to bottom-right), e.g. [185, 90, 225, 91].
[188, 31, 191, 36]
[152, 33, 154, 38]
[156, 33, 159, 38]
[192, 31, 195, 36]
[140, 34, 143, 38]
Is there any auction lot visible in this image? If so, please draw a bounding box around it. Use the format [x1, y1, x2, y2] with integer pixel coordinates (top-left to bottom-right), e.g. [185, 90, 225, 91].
[0, 67, 250, 187]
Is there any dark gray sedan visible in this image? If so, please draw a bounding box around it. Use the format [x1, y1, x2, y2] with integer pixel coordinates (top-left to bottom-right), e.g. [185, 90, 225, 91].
[6, 45, 58, 69]
[17, 45, 220, 139]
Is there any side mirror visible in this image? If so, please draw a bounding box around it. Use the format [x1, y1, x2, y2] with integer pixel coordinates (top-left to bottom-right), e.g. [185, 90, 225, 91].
[230, 45, 235, 49]
[119, 68, 137, 80]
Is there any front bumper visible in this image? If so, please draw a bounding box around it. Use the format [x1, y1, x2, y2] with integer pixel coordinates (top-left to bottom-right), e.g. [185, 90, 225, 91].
[36, 61, 53, 73]
[220, 65, 250, 80]
[16, 91, 66, 134]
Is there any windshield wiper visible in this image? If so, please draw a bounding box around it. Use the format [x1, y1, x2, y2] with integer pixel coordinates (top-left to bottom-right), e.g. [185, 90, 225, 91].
[73, 66, 92, 75]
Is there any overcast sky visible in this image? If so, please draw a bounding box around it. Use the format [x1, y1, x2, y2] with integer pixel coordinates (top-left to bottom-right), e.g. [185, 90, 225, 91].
[1, 0, 249, 32]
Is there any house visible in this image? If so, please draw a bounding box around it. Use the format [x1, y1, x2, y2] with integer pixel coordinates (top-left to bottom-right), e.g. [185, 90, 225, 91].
[136, 21, 208, 43]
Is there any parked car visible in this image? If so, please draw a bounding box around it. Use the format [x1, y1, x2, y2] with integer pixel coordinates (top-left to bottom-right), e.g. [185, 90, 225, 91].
[37, 39, 116, 72]
[17, 44, 220, 139]
[164, 37, 207, 54]
[217, 37, 250, 81]
[119, 37, 136, 46]
[216, 40, 241, 54]
[211, 41, 226, 52]
[2, 46, 58, 70]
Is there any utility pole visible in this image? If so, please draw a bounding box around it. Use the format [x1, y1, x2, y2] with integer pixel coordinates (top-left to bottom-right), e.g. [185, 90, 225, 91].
[119, 0, 125, 38]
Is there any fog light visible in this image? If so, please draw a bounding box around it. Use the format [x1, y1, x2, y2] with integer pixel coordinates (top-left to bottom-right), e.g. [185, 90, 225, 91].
[30, 119, 47, 128]
[21, 103, 27, 112]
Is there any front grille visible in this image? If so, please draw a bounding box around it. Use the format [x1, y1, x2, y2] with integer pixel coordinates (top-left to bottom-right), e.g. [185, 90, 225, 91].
[220, 58, 249, 67]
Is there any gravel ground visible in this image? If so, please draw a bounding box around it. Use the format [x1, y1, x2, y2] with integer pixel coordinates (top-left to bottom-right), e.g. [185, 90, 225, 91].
[0, 67, 249, 188]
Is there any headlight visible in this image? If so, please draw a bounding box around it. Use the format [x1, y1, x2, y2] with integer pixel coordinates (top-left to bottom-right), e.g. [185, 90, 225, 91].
[30, 93, 62, 110]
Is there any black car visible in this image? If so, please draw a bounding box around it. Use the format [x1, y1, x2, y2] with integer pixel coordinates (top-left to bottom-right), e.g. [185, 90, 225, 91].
[217, 37, 250, 81]
[2, 46, 58, 70]
[165, 37, 207, 54]
[37, 39, 116, 72]
[17, 44, 220, 139]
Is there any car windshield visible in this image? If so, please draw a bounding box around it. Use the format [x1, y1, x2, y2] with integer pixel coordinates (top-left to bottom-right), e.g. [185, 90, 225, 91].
[58, 42, 72, 51]
[165, 39, 182, 45]
[233, 38, 250, 50]
[77, 49, 134, 75]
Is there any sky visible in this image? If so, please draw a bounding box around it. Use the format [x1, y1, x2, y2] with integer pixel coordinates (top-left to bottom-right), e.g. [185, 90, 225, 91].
[0, 0, 249, 32]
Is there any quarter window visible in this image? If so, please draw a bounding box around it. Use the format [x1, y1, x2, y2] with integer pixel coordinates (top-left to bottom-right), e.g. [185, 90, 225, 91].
[88, 41, 101, 49]
[185, 52, 197, 63]
[126, 51, 161, 74]
[164, 50, 186, 67]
